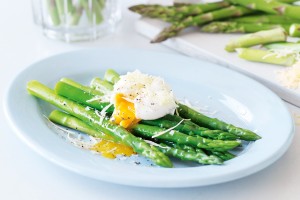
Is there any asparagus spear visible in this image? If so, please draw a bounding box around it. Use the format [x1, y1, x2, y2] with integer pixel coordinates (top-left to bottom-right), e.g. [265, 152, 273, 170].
[27, 81, 173, 168]
[49, 110, 113, 141]
[225, 28, 287, 52]
[206, 150, 236, 161]
[55, 81, 114, 112]
[55, 0, 65, 20]
[151, 5, 254, 43]
[163, 142, 224, 164]
[162, 114, 199, 127]
[236, 48, 297, 66]
[202, 21, 300, 37]
[278, 0, 300, 3]
[167, 143, 236, 161]
[177, 103, 261, 141]
[227, 0, 300, 19]
[80, 0, 103, 24]
[90, 77, 114, 92]
[230, 14, 300, 24]
[60, 78, 104, 96]
[131, 124, 241, 151]
[47, 0, 61, 26]
[129, 1, 231, 21]
[290, 24, 300, 37]
[157, 143, 223, 164]
[202, 21, 290, 34]
[50, 110, 223, 165]
[264, 42, 300, 51]
[141, 118, 238, 140]
[92, 0, 104, 24]
[104, 69, 121, 84]
[71, 5, 84, 26]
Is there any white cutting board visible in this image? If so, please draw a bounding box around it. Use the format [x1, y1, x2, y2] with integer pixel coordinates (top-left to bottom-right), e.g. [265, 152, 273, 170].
[135, 17, 300, 107]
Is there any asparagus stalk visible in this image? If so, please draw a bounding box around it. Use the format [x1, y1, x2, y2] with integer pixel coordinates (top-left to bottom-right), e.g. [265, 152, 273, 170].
[50, 110, 223, 165]
[264, 42, 300, 51]
[90, 77, 114, 92]
[141, 118, 238, 140]
[202, 21, 290, 34]
[60, 78, 103, 96]
[290, 24, 300, 37]
[129, 1, 231, 21]
[104, 69, 121, 84]
[55, 0, 65, 19]
[177, 103, 261, 141]
[230, 14, 300, 24]
[67, 0, 75, 13]
[278, 0, 300, 3]
[152, 5, 254, 43]
[162, 114, 200, 127]
[163, 142, 224, 164]
[236, 48, 297, 66]
[227, 0, 300, 19]
[49, 110, 113, 141]
[47, 0, 61, 26]
[27, 81, 173, 168]
[206, 150, 235, 161]
[173, 143, 235, 161]
[131, 124, 241, 151]
[157, 143, 223, 164]
[97, 0, 105, 9]
[55, 81, 114, 112]
[225, 28, 287, 52]
[202, 21, 300, 37]
[80, 0, 103, 24]
[71, 5, 84, 25]
[92, 0, 104, 24]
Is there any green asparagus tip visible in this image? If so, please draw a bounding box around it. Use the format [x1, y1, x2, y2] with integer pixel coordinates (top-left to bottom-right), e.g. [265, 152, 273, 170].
[128, 5, 141, 12]
[27, 80, 39, 94]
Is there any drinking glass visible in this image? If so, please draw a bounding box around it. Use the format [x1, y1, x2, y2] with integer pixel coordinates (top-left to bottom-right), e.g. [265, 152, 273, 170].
[32, 0, 122, 42]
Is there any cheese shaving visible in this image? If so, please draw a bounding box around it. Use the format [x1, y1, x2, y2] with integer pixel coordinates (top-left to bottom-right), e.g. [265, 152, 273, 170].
[152, 119, 184, 138]
[144, 140, 170, 149]
[100, 103, 113, 116]
[262, 48, 300, 61]
[86, 95, 104, 103]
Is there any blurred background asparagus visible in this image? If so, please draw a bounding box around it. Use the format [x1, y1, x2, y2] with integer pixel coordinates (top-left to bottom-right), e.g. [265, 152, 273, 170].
[129, 0, 300, 67]
[46, 0, 105, 26]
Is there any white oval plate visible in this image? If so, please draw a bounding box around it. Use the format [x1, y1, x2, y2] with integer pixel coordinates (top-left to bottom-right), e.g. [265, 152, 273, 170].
[3, 48, 294, 188]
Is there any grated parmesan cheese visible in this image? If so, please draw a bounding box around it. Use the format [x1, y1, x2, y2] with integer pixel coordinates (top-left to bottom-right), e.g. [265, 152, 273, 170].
[293, 113, 300, 126]
[277, 61, 300, 89]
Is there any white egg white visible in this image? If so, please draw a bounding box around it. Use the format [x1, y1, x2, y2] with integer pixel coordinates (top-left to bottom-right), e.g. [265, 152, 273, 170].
[111, 70, 177, 120]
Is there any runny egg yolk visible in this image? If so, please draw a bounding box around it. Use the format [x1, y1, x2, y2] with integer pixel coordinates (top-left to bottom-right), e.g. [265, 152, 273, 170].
[91, 140, 135, 159]
[112, 93, 141, 128]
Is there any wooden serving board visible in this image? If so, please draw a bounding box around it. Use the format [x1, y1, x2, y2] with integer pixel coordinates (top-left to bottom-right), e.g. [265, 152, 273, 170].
[135, 17, 300, 107]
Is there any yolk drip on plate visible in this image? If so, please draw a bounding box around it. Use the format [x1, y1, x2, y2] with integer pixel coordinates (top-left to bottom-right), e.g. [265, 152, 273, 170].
[112, 93, 141, 128]
[91, 140, 135, 159]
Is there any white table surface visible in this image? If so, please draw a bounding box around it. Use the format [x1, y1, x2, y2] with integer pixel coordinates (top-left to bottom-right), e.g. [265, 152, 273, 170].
[1, 1, 300, 199]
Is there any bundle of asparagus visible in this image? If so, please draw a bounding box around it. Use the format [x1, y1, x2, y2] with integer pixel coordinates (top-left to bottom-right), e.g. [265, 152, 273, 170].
[46, 0, 106, 26]
[27, 69, 261, 167]
[130, 0, 300, 67]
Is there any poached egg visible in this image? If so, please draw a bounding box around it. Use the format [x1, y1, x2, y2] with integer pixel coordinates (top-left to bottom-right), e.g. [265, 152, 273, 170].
[111, 70, 177, 128]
